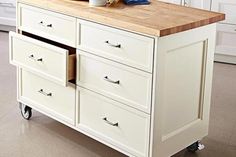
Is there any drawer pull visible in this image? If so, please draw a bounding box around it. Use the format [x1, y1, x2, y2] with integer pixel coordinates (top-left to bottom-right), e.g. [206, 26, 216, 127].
[47, 24, 53, 28]
[39, 21, 45, 26]
[103, 117, 119, 127]
[29, 54, 43, 62]
[105, 41, 121, 48]
[38, 89, 52, 96]
[38, 21, 52, 28]
[104, 76, 120, 84]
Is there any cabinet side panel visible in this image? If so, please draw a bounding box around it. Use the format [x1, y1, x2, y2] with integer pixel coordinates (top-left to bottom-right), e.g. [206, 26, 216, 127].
[150, 24, 216, 157]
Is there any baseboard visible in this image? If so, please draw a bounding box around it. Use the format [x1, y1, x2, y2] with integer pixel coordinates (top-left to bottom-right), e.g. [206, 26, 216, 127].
[215, 53, 236, 65]
[0, 25, 16, 32]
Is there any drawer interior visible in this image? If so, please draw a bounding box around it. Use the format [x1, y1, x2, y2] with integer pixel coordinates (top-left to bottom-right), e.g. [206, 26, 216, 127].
[21, 31, 76, 84]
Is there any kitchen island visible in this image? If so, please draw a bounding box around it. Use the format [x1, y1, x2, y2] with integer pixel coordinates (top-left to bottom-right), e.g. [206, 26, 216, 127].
[10, 0, 224, 157]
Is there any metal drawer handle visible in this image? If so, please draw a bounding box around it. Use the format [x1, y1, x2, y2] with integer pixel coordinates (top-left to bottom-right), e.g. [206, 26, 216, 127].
[38, 89, 52, 97]
[29, 54, 43, 62]
[105, 41, 121, 48]
[104, 76, 120, 84]
[39, 21, 45, 26]
[103, 117, 119, 127]
[38, 21, 53, 28]
[47, 24, 53, 28]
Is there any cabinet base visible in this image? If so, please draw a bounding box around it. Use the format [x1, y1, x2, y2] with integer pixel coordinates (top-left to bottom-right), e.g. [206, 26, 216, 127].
[0, 25, 15, 32]
[215, 53, 236, 64]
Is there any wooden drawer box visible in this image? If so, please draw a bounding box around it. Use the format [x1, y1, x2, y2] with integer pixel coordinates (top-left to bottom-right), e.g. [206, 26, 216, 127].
[9, 32, 76, 86]
[18, 3, 77, 47]
[77, 52, 152, 113]
[78, 20, 154, 73]
[19, 69, 75, 125]
[78, 87, 150, 157]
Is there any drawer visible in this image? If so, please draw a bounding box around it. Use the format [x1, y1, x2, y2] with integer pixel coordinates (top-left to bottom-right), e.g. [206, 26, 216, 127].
[78, 20, 154, 73]
[18, 3, 77, 47]
[212, 0, 236, 25]
[78, 88, 150, 157]
[9, 32, 76, 86]
[77, 52, 152, 113]
[19, 69, 75, 125]
[216, 23, 236, 55]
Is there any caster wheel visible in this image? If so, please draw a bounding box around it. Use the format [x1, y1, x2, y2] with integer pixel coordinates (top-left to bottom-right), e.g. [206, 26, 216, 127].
[20, 103, 32, 120]
[187, 141, 204, 152]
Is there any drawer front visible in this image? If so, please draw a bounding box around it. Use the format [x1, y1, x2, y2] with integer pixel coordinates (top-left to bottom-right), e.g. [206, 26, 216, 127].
[20, 70, 75, 125]
[18, 3, 77, 47]
[216, 23, 236, 55]
[78, 20, 154, 73]
[9, 32, 75, 86]
[212, 0, 236, 25]
[77, 52, 152, 113]
[78, 88, 150, 157]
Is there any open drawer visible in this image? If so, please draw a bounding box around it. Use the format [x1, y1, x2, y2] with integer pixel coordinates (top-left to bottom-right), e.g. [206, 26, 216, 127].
[9, 32, 76, 86]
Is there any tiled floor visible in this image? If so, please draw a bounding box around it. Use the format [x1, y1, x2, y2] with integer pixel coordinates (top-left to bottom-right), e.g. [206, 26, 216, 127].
[0, 31, 236, 157]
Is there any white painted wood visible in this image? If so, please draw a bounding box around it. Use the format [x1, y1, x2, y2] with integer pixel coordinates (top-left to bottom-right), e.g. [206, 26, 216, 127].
[159, 0, 211, 10]
[78, 87, 150, 157]
[150, 24, 216, 157]
[212, 0, 236, 25]
[17, 68, 134, 157]
[0, 0, 16, 26]
[78, 19, 154, 73]
[211, 0, 236, 63]
[215, 53, 236, 64]
[158, 0, 182, 5]
[9, 32, 74, 86]
[182, 0, 211, 10]
[77, 51, 152, 114]
[215, 23, 236, 62]
[18, 3, 77, 47]
[18, 69, 76, 125]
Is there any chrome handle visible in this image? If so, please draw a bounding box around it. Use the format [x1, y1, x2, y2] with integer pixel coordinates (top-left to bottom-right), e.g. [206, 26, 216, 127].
[103, 117, 118, 127]
[28, 54, 43, 62]
[104, 76, 120, 84]
[47, 24, 53, 28]
[0, 2, 15, 8]
[38, 21, 52, 28]
[105, 41, 121, 48]
[38, 89, 52, 97]
[39, 21, 45, 26]
[37, 58, 43, 61]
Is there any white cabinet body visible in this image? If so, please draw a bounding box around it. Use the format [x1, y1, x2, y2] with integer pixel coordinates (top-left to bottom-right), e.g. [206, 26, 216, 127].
[212, 0, 236, 64]
[182, 0, 211, 10]
[159, 0, 182, 5]
[0, 0, 16, 26]
[9, 2, 218, 157]
[159, 0, 211, 10]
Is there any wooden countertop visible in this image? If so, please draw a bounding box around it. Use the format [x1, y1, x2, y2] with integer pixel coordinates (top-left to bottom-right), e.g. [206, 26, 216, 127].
[18, 0, 225, 36]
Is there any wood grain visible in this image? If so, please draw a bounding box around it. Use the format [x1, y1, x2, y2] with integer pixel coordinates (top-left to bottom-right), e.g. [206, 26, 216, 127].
[17, 0, 225, 36]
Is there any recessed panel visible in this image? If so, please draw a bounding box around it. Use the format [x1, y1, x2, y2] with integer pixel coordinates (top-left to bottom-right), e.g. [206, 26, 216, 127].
[162, 41, 205, 138]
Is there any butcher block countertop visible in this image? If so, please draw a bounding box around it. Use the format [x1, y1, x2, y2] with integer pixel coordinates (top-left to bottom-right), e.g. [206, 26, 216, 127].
[18, 0, 225, 36]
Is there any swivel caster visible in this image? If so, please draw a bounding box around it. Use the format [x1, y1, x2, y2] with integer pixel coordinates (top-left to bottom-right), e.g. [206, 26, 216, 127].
[187, 141, 205, 152]
[19, 103, 32, 120]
